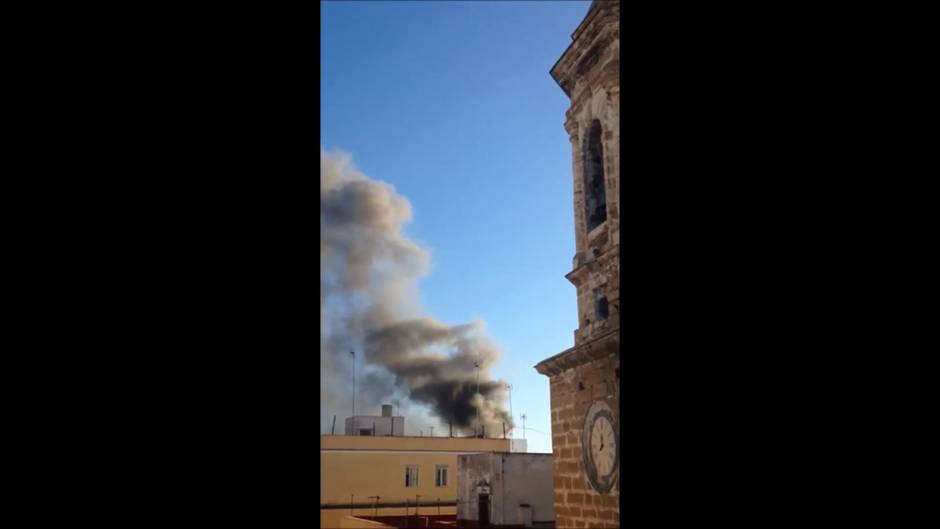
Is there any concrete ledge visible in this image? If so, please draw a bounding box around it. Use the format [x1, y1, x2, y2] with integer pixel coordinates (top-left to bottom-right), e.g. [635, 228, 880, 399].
[534, 327, 619, 377]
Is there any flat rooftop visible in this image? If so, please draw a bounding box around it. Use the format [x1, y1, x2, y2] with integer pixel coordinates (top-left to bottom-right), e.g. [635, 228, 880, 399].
[321, 435, 513, 452]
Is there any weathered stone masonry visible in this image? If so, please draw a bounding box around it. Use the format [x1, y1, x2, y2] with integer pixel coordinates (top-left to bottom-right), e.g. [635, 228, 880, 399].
[540, 335, 619, 529]
[536, 1, 620, 528]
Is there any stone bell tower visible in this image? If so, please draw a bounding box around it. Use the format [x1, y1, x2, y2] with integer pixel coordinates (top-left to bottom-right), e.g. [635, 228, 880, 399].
[535, 1, 620, 527]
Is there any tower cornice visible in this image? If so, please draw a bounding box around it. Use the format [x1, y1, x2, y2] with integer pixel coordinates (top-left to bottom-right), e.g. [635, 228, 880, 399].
[549, 1, 619, 98]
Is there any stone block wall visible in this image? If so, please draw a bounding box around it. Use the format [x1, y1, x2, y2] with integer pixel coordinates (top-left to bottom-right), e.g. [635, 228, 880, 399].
[571, 250, 619, 346]
[563, 35, 620, 349]
[541, 2, 621, 527]
[548, 352, 619, 528]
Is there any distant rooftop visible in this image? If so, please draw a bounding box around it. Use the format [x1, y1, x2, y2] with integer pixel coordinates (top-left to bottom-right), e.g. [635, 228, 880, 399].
[321, 434, 512, 453]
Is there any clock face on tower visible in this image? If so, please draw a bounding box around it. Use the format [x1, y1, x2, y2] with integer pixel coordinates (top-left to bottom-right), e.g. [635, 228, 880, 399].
[582, 401, 619, 494]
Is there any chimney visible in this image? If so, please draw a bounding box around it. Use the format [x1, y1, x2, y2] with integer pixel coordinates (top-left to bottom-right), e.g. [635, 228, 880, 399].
[382, 404, 393, 417]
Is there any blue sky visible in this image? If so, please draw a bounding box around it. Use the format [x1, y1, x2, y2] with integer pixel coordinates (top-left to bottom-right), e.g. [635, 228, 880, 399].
[321, 0, 591, 454]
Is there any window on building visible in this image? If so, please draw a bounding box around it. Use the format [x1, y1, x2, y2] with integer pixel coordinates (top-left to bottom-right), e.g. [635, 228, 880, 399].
[405, 465, 419, 488]
[583, 119, 608, 232]
[435, 465, 448, 487]
[359, 429, 371, 436]
[595, 296, 609, 321]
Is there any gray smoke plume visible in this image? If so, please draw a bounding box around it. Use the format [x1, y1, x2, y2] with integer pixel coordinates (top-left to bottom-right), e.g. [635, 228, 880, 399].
[321, 148, 512, 435]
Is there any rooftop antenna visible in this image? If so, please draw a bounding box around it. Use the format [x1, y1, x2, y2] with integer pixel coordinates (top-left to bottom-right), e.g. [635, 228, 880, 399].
[507, 383, 513, 438]
[521, 413, 527, 440]
[474, 358, 481, 437]
[350, 351, 356, 419]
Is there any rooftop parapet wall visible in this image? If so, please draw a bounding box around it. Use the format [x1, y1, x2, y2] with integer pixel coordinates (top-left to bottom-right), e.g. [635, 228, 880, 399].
[321, 435, 512, 452]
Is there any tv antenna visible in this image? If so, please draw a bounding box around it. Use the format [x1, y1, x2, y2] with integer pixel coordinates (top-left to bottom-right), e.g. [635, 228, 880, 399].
[474, 358, 481, 436]
[350, 351, 356, 419]
[507, 383, 513, 437]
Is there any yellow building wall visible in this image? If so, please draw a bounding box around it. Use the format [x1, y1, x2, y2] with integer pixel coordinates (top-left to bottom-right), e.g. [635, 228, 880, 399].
[320, 435, 510, 529]
[321, 506, 456, 529]
[322, 451, 461, 504]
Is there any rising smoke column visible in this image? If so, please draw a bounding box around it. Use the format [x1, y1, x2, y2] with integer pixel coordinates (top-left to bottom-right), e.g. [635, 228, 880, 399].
[321, 148, 512, 435]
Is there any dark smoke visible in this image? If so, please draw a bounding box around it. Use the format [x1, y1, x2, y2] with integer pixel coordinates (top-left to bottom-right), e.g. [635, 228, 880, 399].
[321, 149, 512, 435]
